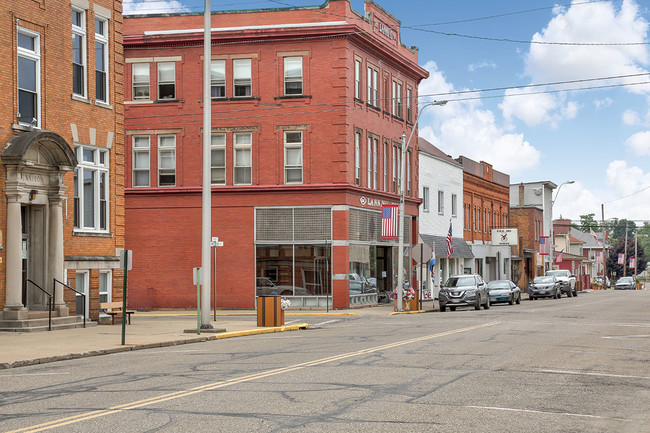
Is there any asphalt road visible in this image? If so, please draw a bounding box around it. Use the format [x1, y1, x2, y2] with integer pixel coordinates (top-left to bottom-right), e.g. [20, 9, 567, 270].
[1, 290, 648, 433]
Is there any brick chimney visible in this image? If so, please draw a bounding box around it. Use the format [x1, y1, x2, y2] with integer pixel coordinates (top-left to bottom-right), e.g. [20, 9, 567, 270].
[554, 218, 572, 235]
[519, 183, 525, 206]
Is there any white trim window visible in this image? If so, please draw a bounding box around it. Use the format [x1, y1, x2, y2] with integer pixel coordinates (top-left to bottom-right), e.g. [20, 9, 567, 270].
[132, 135, 150, 187]
[132, 63, 150, 100]
[367, 137, 372, 188]
[372, 69, 378, 106]
[99, 271, 112, 317]
[383, 142, 388, 192]
[406, 150, 411, 195]
[17, 28, 40, 127]
[211, 60, 226, 98]
[406, 87, 412, 122]
[75, 271, 90, 318]
[233, 58, 252, 97]
[284, 130, 303, 184]
[366, 66, 373, 104]
[392, 146, 397, 193]
[211, 133, 226, 185]
[438, 190, 444, 215]
[158, 135, 176, 186]
[422, 187, 430, 212]
[95, 16, 109, 103]
[72, 7, 87, 98]
[234, 132, 252, 184]
[74, 145, 109, 231]
[354, 132, 360, 186]
[452, 194, 458, 217]
[354, 59, 361, 99]
[284, 57, 302, 95]
[373, 138, 378, 190]
[157, 62, 175, 100]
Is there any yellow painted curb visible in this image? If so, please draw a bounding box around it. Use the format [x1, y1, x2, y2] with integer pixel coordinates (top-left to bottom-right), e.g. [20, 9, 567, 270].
[389, 310, 427, 315]
[209, 323, 310, 340]
[134, 312, 356, 318]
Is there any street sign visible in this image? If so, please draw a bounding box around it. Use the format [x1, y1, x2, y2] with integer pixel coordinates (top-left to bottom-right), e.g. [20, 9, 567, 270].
[411, 242, 433, 264]
[120, 250, 133, 271]
[193, 267, 201, 285]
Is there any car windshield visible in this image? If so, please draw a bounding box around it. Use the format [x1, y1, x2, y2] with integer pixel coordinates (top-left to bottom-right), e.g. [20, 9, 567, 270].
[546, 271, 566, 277]
[446, 276, 476, 287]
[534, 276, 554, 283]
[618, 277, 634, 283]
[487, 282, 510, 289]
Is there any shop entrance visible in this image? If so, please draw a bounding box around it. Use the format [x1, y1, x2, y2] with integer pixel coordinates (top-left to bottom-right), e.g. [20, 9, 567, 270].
[375, 246, 392, 301]
[21, 205, 48, 310]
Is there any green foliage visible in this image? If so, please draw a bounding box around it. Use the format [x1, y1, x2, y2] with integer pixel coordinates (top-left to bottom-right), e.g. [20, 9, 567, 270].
[579, 213, 599, 232]
[606, 237, 648, 276]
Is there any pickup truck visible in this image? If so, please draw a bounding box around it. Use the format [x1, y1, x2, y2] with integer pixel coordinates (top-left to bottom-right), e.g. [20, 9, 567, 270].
[545, 270, 577, 297]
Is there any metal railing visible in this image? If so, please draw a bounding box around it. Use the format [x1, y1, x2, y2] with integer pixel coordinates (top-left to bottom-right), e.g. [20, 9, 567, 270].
[53, 278, 86, 328]
[26, 279, 53, 331]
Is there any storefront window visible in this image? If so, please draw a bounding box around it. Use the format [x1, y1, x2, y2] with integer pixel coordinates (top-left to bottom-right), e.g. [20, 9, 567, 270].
[256, 244, 330, 296]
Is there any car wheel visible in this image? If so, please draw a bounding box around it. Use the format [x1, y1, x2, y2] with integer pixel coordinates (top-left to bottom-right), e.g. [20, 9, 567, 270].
[516, 293, 521, 304]
[450, 306, 456, 311]
[566, 290, 572, 298]
[508, 295, 514, 305]
[573, 289, 578, 297]
[440, 305, 446, 312]
[484, 296, 490, 309]
[530, 296, 535, 301]
[475, 298, 481, 310]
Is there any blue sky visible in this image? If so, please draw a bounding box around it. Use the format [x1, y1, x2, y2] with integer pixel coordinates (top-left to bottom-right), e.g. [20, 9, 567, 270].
[124, 0, 650, 223]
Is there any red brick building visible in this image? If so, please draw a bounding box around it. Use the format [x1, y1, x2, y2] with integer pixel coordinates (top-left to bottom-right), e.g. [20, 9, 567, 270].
[1, 0, 125, 328]
[123, 0, 428, 309]
[509, 183, 545, 289]
[457, 156, 511, 280]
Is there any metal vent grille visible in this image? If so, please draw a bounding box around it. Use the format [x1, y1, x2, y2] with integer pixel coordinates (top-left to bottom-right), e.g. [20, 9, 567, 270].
[294, 208, 331, 240]
[256, 208, 331, 241]
[256, 208, 293, 241]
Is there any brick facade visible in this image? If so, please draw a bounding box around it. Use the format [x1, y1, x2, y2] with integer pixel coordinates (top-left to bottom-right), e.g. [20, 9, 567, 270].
[123, 0, 428, 309]
[1, 0, 124, 322]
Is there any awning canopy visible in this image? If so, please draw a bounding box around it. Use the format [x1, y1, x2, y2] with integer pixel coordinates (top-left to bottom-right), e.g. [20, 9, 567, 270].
[420, 234, 474, 259]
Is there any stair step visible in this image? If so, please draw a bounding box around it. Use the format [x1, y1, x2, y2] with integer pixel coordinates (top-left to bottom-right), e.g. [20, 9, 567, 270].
[0, 321, 97, 332]
[0, 316, 95, 332]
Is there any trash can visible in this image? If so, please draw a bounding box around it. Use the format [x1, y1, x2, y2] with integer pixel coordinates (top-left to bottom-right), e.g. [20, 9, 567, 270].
[257, 296, 284, 327]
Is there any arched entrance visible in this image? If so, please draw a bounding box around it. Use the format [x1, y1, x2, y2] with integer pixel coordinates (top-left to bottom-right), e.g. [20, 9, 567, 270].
[2, 131, 77, 320]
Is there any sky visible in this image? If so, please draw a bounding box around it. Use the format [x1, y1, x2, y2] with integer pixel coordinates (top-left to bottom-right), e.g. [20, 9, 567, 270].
[123, 0, 650, 225]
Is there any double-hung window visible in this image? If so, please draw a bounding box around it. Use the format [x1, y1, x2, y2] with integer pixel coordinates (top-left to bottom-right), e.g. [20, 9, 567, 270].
[373, 138, 378, 189]
[132, 136, 150, 187]
[392, 81, 402, 118]
[99, 271, 112, 315]
[438, 190, 444, 215]
[284, 57, 302, 95]
[158, 135, 176, 186]
[234, 132, 252, 184]
[95, 17, 109, 104]
[452, 194, 458, 217]
[367, 137, 372, 188]
[422, 187, 430, 212]
[354, 59, 361, 99]
[406, 87, 412, 122]
[132, 63, 150, 100]
[383, 141, 388, 192]
[392, 146, 397, 193]
[354, 132, 360, 186]
[233, 59, 252, 97]
[406, 150, 411, 195]
[74, 145, 109, 231]
[72, 8, 86, 98]
[366, 67, 373, 104]
[284, 131, 302, 184]
[210, 60, 226, 98]
[157, 62, 175, 100]
[211, 133, 226, 185]
[367, 66, 378, 106]
[17, 28, 40, 127]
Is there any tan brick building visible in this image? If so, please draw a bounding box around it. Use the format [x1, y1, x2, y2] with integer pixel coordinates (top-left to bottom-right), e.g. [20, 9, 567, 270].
[0, 0, 124, 329]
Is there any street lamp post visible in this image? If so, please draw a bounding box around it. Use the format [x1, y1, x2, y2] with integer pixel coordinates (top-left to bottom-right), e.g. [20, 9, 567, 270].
[396, 100, 447, 311]
[549, 180, 574, 270]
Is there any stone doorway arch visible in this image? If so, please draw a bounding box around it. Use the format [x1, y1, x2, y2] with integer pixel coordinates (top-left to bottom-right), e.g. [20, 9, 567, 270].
[2, 131, 77, 320]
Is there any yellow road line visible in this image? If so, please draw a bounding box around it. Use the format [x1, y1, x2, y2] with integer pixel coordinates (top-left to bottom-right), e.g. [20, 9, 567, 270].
[7, 321, 500, 433]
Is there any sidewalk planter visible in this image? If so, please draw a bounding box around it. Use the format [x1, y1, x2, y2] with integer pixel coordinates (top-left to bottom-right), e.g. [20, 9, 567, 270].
[637, 283, 643, 290]
[393, 289, 418, 311]
[256, 296, 284, 327]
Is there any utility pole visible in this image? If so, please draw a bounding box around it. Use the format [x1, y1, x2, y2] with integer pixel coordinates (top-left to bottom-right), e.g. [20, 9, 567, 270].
[601, 204, 607, 286]
[634, 231, 638, 283]
[624, 221, 628, 277]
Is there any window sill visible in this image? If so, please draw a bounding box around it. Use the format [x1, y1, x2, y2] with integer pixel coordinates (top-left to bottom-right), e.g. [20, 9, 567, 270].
[210, 97, 260, 102]
[354, 98, 364, 104]
[95, 101, 113, 110]
[72, 94, 91, 104]
[274, 95, 312, 100]
[125, 100, 154, 105]
[73, 230, 113, 238]
[154, 98, 183, 104]
[383, 110, 391, 116]
[366, 103, 380, 112]
[12, 123, 39, 132]
[392, 115, 404, 122]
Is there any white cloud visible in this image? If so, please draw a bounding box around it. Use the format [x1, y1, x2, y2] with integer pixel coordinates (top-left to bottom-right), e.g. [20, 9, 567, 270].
[123, 0, 189, 15]
[418, 61, 541, 175]
[468, 60, 497, 73]
[623, 109, 641, 125]
[625, 131, 650, 155]
[500, 88, 578, 128]
[594, 97, 613, 109]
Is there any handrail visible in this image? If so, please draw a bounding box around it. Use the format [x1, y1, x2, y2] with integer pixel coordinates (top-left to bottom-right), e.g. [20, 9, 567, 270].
[53, 278, 86, 328]
[25, 279, 53, 331]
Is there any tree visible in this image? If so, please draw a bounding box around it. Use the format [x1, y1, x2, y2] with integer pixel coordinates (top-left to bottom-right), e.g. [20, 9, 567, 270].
[611, 219, 636, 241]
[606, 237, 648, 278]
[579, 213, 599, 233]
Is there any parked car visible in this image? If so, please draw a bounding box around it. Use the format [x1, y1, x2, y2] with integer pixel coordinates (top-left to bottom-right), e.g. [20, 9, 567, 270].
[594, 276, 610, 288]
[439, 274, 489, 312]
[348, 274, 377, 295]
[614, 276, 636, 290]
[486, 280, 521, 305]
[527, 276, 561, 300]
[255, 277, 310, 296]
[545, 269, 577, 297]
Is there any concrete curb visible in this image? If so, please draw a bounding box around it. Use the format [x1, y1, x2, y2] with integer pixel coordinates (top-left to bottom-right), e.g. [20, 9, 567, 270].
[0, 323, 310, 370]
[389, 309, 428, 315]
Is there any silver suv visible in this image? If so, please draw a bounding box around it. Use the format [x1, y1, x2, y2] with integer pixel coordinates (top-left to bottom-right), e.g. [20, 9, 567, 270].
[439, 274, 490, 312]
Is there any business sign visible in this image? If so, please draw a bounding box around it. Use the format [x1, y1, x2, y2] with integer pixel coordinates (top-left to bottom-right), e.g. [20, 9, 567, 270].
[491, 228, 518, 246]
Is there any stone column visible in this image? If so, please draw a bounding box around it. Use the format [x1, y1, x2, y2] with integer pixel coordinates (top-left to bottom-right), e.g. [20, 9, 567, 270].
[4, 195, 27, 319]
[48, 195, 68, 316]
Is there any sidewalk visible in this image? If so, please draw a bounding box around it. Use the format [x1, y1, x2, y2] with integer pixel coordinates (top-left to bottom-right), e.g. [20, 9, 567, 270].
[0, 303, 425, 369]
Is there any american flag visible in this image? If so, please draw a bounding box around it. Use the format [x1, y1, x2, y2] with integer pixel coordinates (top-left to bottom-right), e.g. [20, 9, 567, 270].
[589, 228, 601, 246]
[539, 236, 549, 255]
[446, 222, 453, 258]
[555, 253, 563, 263]
[381, 204, 399, 239]
[595, 251, 603, 263]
